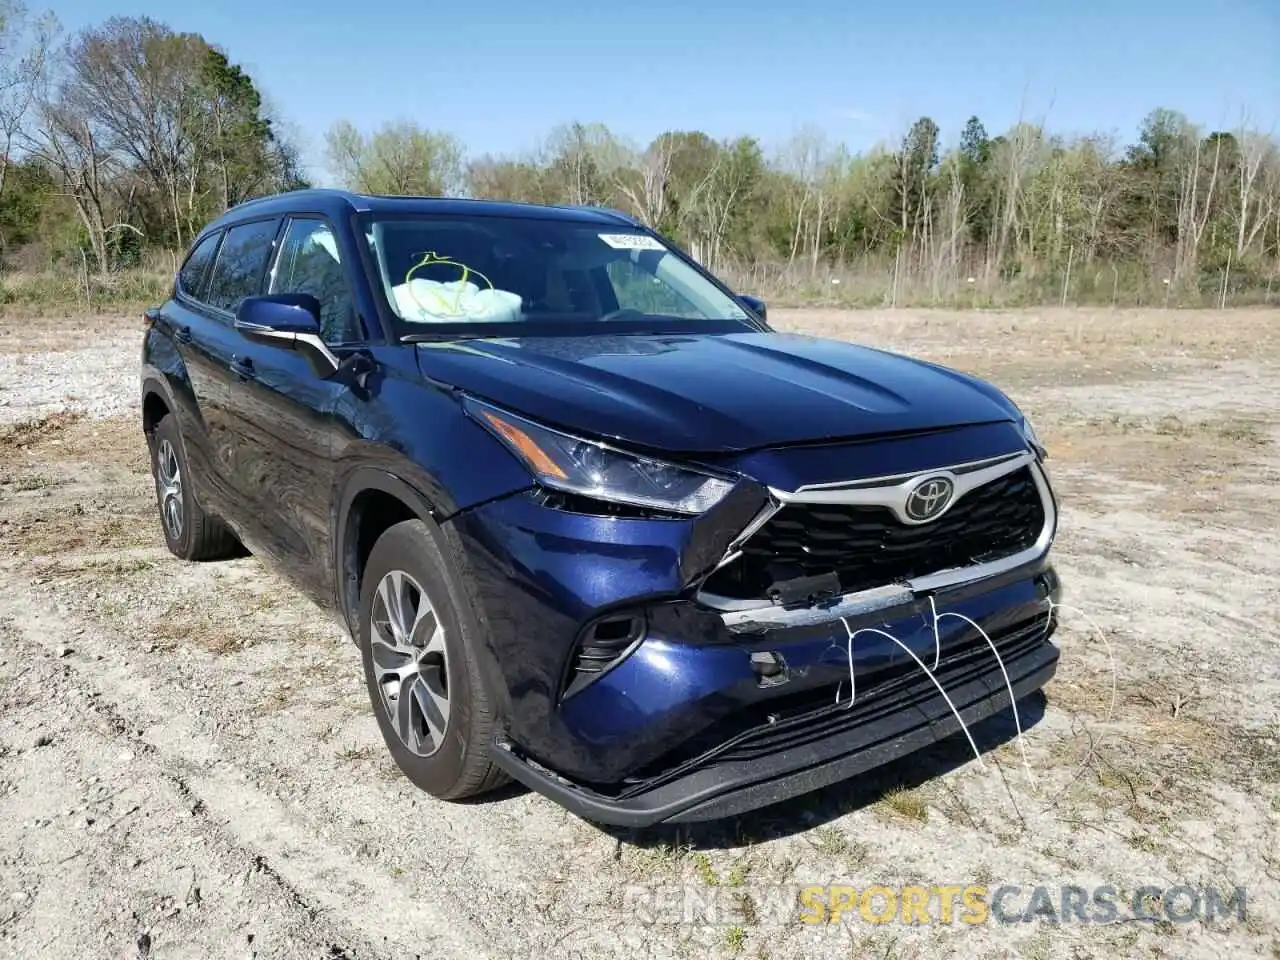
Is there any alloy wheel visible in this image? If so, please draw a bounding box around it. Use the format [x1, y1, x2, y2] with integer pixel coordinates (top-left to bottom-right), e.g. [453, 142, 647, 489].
[156, 438, 184, 541]
[369, 569, 450, 757]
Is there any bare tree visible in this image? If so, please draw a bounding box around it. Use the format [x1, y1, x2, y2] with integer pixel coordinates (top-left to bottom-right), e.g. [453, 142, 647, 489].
[663, 133, 724, 257]
[466, 153, 550, 203]
[777, 126, 828, 268]
[1257, 150, 1280, 266]
[989, 121, 1042, 277]
[1076, 134, 1122, 264]
[1173, 128, 1222, 281]
[811, 146, 850, 276]
[692, 138, 761, 271]
[0, 2, 56, 218]
[1233, 119, 1277, 256]
[614, 135, 673, 227]
[534, 122, 629, 207]
[58, 17, 212, 248]
[27, 97, 117, 273]
[935, 152, 967, 288]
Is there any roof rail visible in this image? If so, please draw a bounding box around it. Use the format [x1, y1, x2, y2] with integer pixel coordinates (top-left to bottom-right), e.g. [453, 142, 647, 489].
[579, 205, 644, 227]
[224, 187, 362, 215]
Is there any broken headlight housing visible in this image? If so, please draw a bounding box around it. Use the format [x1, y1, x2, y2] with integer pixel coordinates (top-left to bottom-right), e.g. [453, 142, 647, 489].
[465, 397, 735, 515]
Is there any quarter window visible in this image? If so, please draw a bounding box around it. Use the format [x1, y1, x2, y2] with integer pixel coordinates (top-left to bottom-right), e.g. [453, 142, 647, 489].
[269, 218, 361, 343]
[206, 218, 281, 313]
[177, 231, 222, 300]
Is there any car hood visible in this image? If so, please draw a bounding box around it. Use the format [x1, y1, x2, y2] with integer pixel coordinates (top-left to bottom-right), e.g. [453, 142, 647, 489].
[414, 331, 1019, 454]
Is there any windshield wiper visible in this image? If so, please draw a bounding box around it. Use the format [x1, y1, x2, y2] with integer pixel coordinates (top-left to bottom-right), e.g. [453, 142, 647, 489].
[399, 331, 492, 343]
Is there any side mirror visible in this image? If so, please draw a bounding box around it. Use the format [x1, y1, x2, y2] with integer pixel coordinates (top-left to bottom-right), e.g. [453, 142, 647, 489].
[235, 293, 323, 337]
[739, 294, 767, 322]
[234, 294, 338, 371]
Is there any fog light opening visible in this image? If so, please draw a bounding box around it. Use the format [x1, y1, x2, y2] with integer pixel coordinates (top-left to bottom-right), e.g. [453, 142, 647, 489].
[750, 650, 789, 688]
[561, 613, 647, 700]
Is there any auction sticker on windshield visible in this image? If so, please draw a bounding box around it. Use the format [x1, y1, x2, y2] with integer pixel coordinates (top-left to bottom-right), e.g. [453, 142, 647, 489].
[599, 233, 667, 251]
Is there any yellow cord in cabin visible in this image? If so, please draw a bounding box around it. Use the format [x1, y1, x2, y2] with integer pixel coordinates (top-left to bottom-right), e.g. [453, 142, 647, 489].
[403, 251, 495, 318]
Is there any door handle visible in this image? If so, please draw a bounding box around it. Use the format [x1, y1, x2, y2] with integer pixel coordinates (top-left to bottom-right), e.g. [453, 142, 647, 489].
[174, 325, 193, 344]
[229, 355, 256, 381]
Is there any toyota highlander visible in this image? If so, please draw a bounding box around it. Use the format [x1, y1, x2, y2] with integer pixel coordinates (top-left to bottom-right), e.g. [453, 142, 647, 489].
[139, 189, 1061, 826]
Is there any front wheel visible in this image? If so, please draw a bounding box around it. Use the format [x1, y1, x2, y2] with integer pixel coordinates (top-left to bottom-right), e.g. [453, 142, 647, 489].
[358, 518, 507, 799]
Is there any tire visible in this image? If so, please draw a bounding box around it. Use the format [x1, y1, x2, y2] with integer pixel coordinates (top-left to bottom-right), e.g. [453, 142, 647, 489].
[358, 518, 508, 800]
[149, 413, 242, 562]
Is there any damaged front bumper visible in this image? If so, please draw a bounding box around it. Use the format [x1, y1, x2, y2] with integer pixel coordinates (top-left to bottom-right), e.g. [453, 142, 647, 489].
[444, 436, 1062, 826]
[491, 589, 1059, 826]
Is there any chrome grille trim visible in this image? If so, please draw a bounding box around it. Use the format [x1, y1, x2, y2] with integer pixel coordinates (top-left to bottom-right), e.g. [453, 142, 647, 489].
[770, 450, 1035, 526]
[698, 454, 1056, 633]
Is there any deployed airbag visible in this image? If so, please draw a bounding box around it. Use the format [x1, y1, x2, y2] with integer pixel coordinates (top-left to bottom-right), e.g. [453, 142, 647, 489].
[393, 278, 523, 324]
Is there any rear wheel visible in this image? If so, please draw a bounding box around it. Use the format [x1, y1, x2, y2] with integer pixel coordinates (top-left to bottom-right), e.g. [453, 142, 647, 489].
[358, 518, 507, 799]
[148, 413, 242, 561]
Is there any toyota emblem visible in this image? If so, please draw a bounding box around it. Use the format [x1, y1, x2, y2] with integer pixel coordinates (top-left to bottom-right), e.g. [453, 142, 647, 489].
[904, 476, 955, 522]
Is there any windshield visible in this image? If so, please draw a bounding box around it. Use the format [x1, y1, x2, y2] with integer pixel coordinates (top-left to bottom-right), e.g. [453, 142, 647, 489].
[359, 213, 757, 338]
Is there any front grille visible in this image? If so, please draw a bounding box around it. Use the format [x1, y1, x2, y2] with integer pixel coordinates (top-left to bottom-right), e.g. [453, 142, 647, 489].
[706, 466, 1045, 600]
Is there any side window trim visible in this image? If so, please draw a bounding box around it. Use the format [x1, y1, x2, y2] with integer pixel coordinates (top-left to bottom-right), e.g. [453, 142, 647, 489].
[269, 213, 369, 345]
[264, 214, 321, 296]
[264, 215, 294, 293]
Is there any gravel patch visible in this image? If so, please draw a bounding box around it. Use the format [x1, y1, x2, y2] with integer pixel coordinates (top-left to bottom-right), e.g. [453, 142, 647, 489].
[0, 334, 140, 425]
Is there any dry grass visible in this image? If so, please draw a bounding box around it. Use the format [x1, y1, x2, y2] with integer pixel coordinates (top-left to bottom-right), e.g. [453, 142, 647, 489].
[1047, 411, 1271, 461]
[334, 745, 380, 764]
[0, 311, 147, 353]
[773, 305, 1280, 352]
[2, 499, 157, 556]
[772, 306, 1280, 393]
[1043, 423, 1272, 523]
[1, 415, 154, 563]
[724, 258, 1278, 311]
[0, 412, 146, 472]
[0, 266, 171, 319]
[876, 787, 931, 825]
[0, 409, 85, 450]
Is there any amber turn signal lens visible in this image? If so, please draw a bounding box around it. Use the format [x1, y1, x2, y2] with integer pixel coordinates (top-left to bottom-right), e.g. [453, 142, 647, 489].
[480, 410, 568, 480]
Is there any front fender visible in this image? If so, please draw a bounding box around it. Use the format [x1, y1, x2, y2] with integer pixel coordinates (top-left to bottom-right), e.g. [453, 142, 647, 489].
[330, 464, 521, 723]
[330, 349, 535, 518]
[328, 364, 537, 635]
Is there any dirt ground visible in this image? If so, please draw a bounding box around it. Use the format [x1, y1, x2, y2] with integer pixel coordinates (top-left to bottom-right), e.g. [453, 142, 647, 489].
[1, 307, 1277, 960]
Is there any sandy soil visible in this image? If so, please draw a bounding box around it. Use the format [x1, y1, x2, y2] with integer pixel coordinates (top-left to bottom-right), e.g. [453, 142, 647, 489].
[1, 307, 1277, 959]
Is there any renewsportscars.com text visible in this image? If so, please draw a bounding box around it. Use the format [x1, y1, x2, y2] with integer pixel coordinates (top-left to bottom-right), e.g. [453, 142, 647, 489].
[621, 883, 1248, 927]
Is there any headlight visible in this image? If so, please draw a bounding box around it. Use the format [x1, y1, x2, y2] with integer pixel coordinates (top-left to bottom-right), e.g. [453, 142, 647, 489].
[465, 398, 735, 515]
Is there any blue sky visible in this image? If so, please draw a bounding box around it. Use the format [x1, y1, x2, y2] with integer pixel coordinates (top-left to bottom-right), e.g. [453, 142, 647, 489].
[55, 0, 1280, 183]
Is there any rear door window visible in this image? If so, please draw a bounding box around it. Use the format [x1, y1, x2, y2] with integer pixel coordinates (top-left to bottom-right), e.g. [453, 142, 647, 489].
[177, 231, 222, 301]
[206, 218, 281, 313]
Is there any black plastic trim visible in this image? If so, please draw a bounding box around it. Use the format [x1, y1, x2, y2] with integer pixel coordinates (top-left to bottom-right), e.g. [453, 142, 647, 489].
[491, 637, 1059, 827]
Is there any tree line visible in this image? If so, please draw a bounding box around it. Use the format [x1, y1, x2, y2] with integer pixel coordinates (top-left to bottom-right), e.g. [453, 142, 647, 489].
[2, 8, 1278, 306]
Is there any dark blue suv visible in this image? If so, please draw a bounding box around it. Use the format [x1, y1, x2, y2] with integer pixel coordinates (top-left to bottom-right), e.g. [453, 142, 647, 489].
[140, 189, 1061, 827]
